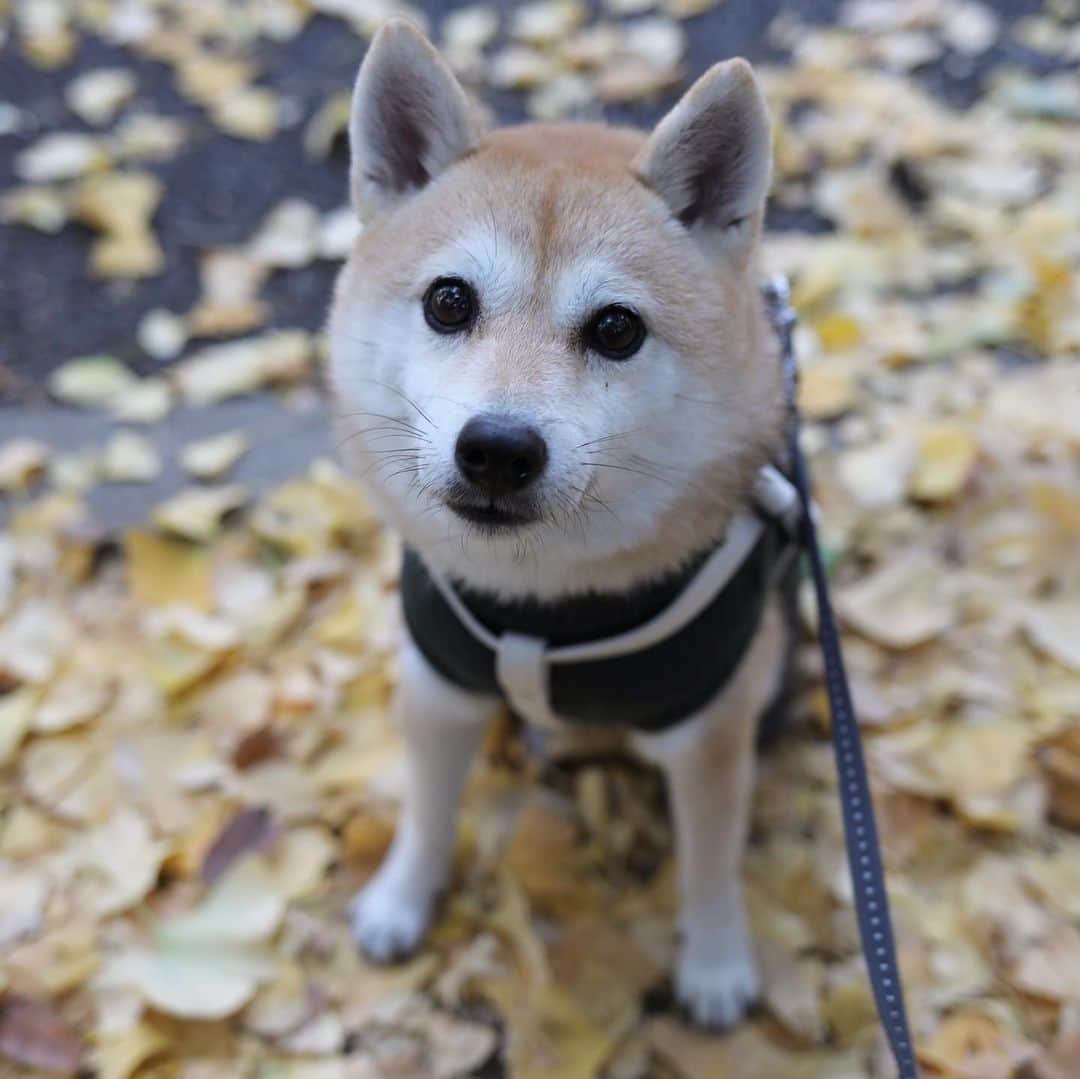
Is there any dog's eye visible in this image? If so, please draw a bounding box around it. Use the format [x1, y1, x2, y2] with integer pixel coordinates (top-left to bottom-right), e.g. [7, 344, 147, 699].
[424, 277, 475, 333]
[584, 305, 646, 361]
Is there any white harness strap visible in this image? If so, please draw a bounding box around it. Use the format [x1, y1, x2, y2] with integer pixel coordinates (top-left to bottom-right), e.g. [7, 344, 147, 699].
[424, 465, 799, 725]
[494, 633, 561, 729]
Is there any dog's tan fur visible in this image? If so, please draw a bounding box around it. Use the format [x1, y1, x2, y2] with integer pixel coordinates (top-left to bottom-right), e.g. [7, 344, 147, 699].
[329, 19, 786, 1028]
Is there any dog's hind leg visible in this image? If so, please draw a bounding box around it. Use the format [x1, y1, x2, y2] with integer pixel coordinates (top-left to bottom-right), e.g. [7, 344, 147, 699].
[633, 600, 785, 1029]
[351, 630, 501, 962]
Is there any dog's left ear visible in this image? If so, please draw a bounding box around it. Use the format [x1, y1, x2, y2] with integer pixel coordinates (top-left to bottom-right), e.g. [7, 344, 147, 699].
[634, 59, 771, 258]
[349, 19, 483, 219]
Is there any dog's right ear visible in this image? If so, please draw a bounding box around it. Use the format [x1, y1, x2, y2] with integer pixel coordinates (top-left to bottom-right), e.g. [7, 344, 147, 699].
[349, 19, 482, 220]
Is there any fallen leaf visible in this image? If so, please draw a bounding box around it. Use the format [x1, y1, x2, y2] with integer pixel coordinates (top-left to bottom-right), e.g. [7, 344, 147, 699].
[0, 439, 50, 492]
[15, 132, 106, 182]
[152, 484, 249, 542]
[1023, 600, 1080, 672]
[124, 530, 213, 609]
[0, 997, 84, 1074]
[92, 1021, 171, 1079]
[212, 86, 281, 140]
[173, 331, 312, 405]
[49, 355, 137, 408]
[117, 858, 285, 1020]
[180, 431, 249, 481]
[908, 423, 977, 502]
[0, 688, 37, 766]
[137, 309, 188, 361]
[838, 555, 955, 649]
[201, 806, 277, 886]
[66, 68, 136, 125]
[102, 430, 162, 483]
[1010, 926, 1080, 1003]
[798, 363, 859, 420]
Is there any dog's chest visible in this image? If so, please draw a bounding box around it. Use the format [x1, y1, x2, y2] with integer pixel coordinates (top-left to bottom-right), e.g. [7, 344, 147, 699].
[400, 510, 796, 733]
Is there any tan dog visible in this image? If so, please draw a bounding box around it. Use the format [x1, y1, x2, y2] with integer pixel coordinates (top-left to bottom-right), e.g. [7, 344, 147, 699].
[329, 19, 788, 1028]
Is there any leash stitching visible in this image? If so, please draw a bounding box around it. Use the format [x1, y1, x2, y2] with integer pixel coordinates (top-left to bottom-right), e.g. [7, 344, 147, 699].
[767, 276, 919, 1078]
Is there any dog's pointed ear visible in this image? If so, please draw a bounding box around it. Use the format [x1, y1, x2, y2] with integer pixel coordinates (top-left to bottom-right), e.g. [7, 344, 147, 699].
[634, 59, 771, 253]
[349, 19, 483, 219]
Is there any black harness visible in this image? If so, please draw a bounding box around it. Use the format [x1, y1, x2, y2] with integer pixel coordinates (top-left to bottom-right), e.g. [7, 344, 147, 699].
[401, 511, 798, 734]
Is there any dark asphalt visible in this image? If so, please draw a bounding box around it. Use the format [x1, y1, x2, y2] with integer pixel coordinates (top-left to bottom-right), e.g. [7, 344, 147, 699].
[0, 0, 1060, 404]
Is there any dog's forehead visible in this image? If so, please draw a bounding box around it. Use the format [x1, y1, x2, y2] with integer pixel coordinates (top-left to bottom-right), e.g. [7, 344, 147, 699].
[429, 158, 669, 321]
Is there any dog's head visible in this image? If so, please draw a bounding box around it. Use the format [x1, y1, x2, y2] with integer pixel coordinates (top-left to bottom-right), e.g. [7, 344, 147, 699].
[329, 20, 783, 597]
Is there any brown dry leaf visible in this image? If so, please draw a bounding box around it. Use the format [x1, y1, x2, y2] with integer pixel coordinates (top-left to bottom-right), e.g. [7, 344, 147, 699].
[0, 997, 85, 1075]
[66, 68, 136, 125]
[249, 199, 322, 268]
[908, 423, 978, 502]
[1023, 600, 1080, 672]
[1010, 926, 1080, 1003]
[646, 1016, 833, 1079]
[0, 184, 70, 233]
[918, 1008, 1037, 1079]
[501, 799, 593, 917]
[798, 362, 859, 420]
[187, 249, 270, 336]
[175, 51, 254, 108]
[124, 530, 214, 610]
[5, 923, 102, 997]
[211, 86, 281, 140]
[838, 554, 955, 649]
[14, 132, 106, 182]
[152, 484, 249, 542]
[0, 438, 50, 492]
[758, 939, 826, 1044]
[265, 825, 337, 899]
[488, 978, 626, 1079]
[20, 736, 117, 823]
[173, 331, 312, 404]
[49, 355, 138, 408]
[0, 688, 37, 766]
[180, 431, 249, 481]
[200, 805, 278, 886]
[114, 857, 285, 1020]
[92, 1021, 171, 1079]
[347, 996, 497, 1077]
[1039, 725, 1080, 830]
[110, 378, 175, 424]
[512, 0, 586, 44]
[102, 430, 162, 483]
[74, 808, 169, 916]
[34, 667, 112, 732]
[1033, 1032, 1080, 1079]
[71, 172, 164, 279]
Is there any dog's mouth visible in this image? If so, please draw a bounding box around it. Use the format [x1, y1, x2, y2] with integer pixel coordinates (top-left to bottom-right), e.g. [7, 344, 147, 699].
[445, 500, 537, 531]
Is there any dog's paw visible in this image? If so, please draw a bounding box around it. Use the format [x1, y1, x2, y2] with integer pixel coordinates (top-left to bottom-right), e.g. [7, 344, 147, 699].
[350, 876, 433, 963]
[676, 947, 760, 1030]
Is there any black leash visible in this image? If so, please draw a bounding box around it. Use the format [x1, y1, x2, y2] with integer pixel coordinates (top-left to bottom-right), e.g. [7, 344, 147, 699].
[765, 278, 920, 1079]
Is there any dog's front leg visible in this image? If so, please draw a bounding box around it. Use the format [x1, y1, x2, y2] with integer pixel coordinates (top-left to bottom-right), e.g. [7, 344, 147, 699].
[633, 603, 784, 1029]
[351, 632, 501, 962]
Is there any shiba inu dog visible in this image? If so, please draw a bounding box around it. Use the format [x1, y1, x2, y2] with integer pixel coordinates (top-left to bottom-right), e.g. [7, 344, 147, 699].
[329, 19, 791, 1028]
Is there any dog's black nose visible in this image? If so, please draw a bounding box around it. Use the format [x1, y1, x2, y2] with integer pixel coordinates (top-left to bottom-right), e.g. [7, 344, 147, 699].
[455, 415, 548, 497]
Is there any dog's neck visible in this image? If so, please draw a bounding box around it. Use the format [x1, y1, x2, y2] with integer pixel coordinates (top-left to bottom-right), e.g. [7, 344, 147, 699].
[402, 470, 749, 603]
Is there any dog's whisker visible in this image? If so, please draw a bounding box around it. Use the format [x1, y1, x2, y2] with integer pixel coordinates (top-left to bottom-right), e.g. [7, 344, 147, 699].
[338, 422, 430, 444]
[343, 369, 438, 429]
[574, 429, 640, 451]
[331, 408, 430, 438]
[582, 459, 669, 484]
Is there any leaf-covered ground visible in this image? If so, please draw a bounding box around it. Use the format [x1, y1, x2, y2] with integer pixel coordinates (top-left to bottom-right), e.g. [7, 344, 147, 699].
[1, 1, 1079, 1076]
